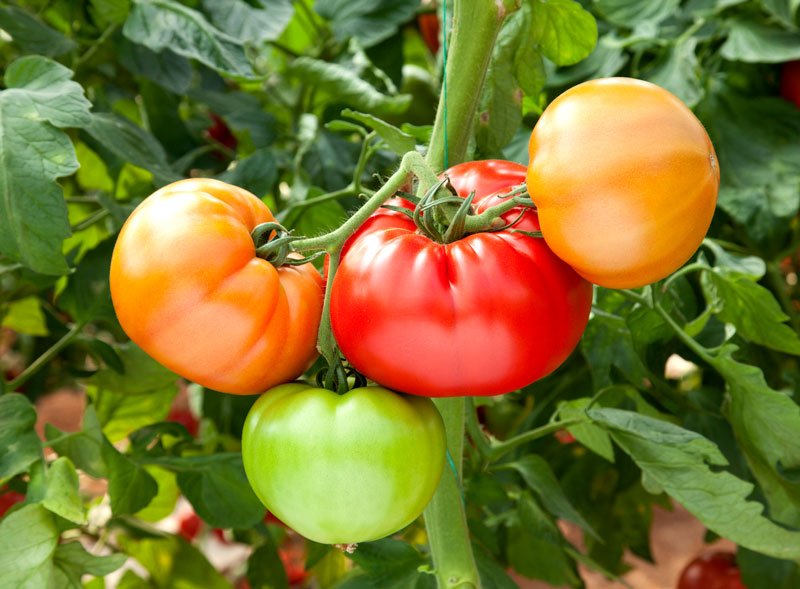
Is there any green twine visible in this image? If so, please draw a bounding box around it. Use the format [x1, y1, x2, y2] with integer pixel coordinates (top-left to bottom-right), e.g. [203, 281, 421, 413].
[442, 0, 448, 170]
[446, 449, 465, 507]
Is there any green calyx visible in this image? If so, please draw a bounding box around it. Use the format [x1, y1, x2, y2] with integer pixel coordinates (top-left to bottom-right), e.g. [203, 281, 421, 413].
[251, 221, 325, 267]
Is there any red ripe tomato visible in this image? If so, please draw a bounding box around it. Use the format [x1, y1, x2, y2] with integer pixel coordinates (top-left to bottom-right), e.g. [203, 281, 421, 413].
[178, 512, 202, 542]
[0, 487, 25, 518]
[781, 60, 800, 109]
[330, 161, 592, 397]
[527, 78, 719, 289]
[554, 429, 576, 444]
[444, 160, 528, 199]
[279, 542, 307, 585]
[110, 178, 324, 395]
[418, 12, 440, 54]
[167, 407, 199, 437]
[677, 551, 746, 589]
[204, 112, 238, 152]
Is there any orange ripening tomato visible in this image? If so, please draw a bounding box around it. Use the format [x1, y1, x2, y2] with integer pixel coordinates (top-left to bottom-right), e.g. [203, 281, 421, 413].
[527, 77, 719, 289]
[110, 178, 324, 395]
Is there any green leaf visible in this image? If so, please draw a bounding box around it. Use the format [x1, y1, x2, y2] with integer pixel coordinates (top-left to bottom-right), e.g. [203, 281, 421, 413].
[0, 5, 76, 56]
[144, 454, 265, 529]
[43, 457, 87, 525]
[697, 85, 800, 244]
[721, 19, 800, 63]
[45, 406, 108, 479]
[1, 297, 49, 336]
[103, 440, 158, 515]
[58, 239, 117, 325]
[509, 454, 600, 541]
[507, 523, 579, 585]
[531, 0, 597, 66]
[117, 535, 231, 589]
[0, 57, 92, 275]
[89, 0, 131, 26]
[701, 269, 800, 355]
[202, 0, 295, 44]
[0, 504, 58, 589]
[0, 393, 42, 480]
[558, 398, 615, 462]
[52, 541, 127, 588]
[595, 0, 680, 26]
[289, 57, 411, 116]
[90, 343, 178, 395]
[117, 36, 194, 94]
[581, 290, 648, 389]
[84, 112, 180, 187]
[218, 149, 278, 197]
[123, 0, 256, 79]
[189, 90, 277, 149]
[135, 466, 180, 522]
[644, 38, 703, 108]
[702, 240, 766, 278]
[738, 546, 800, 589]
[473, 544, 518, 589]
[247, 538, 288, 589]
[590, 407, 800, 559]
[341, 110, 415, 156]
[315, 0, 419, 48]
[345, 538, 431, 588]
[710, 347, 800, 527]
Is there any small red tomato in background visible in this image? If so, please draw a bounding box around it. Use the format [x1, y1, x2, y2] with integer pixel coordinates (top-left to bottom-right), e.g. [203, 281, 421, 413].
[554, 429, 576, 444]
[677, 551, 746, 589]
[0, 487, 25, 518]
[204, 112, 238, 152]
[279, 540, 307, 585]
[167, 406, 199, 437]
[178, 512, 202, 542]
[780, 60, 800, 109]
[418, 12, 440, 54]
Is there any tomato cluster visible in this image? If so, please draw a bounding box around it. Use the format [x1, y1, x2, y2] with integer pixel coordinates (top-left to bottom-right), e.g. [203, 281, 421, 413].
[110, 77, 718, 546]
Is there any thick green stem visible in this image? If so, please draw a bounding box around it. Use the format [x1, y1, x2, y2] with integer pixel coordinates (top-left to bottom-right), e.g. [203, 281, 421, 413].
[424, 398, 480, 589]
[292, 151, 434, 253]
[488, 418, 587, 462]
[425, 0, 512, 171]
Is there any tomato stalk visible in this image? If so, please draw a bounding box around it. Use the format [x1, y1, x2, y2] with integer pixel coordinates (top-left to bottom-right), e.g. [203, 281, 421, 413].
[420, 0, 518, 585]
[425, 0, 518, 172]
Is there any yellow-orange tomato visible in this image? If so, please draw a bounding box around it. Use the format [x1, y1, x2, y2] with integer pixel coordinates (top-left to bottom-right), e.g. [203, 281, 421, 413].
[110, 178, 324, 395]
[526, 78, 719, 289]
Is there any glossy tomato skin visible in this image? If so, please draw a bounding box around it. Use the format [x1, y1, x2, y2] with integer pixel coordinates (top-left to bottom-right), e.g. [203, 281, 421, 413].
[331, 162, 592, 398]
[527, 77, 719, 289]
[242, 384, 446, 544]
[418, 12, 440, 54]
[110, 179, 324, 395]
[781, 60, 800, 109]
[677, 551, 746, 589]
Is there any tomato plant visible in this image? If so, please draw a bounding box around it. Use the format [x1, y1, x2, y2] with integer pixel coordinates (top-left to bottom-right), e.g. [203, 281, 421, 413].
[677, 552, 746, 589]
[242, 383, 445, 543]
[2, 0, 800, 587]
[527, 77, 720, 288]
[110, 178, 324, 395]
[330, 161, 592, 397]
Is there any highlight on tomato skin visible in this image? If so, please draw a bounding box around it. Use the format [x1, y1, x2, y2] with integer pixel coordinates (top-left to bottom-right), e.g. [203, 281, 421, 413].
[527, 77, 719, 289]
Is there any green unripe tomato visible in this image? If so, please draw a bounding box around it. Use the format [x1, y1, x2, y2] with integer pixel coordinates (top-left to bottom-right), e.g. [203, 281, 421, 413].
[241, 383, 446, 544]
